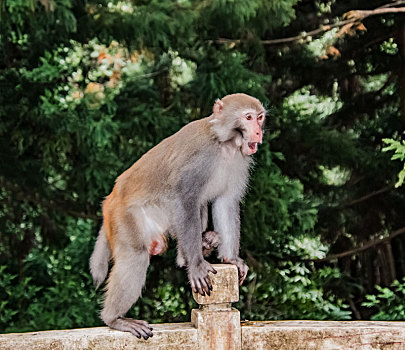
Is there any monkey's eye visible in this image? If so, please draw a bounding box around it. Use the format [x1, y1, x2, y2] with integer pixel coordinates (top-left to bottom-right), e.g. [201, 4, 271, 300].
[246, 114, 253, 120]
[257, 114, 264, 121]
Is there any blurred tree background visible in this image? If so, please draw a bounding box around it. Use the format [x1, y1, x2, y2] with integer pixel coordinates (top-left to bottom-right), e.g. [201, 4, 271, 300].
[1, 0, 405, 332]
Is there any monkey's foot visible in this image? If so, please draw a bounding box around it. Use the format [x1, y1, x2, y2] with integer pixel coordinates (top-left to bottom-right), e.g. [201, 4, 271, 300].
[108, 317, 153, 340]
[202, 231, 220, 257]
[223, 257, 249, 286]
[188, 259, 217, 296]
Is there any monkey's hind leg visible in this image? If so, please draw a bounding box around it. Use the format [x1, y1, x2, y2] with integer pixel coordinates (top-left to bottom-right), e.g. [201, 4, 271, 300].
[202, 230, 220, 257]
[101, 247, 153, 339]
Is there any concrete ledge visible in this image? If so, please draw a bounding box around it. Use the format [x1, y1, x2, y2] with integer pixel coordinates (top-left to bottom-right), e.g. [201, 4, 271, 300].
[242, 320, 405, 350]
[2, 321, 405, 349]
[0, 323, 198, 350]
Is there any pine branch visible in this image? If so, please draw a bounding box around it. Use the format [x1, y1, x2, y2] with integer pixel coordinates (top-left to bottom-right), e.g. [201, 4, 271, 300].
[379, 0, 405, 9]
[341, 184, 394, 208]
[216, 2, 405, 46]
[308, 226, 405, 262]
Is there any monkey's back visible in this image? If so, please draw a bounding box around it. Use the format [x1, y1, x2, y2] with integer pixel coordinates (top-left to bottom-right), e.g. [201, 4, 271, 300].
[109, 117, 218, 205]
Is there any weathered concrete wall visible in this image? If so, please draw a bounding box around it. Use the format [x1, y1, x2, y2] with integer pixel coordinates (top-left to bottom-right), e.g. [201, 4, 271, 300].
[3, 320, 405, 349]
[0, 323, 198, 350]
[242, 320, 405, 350]
[2, 265, 405, 350]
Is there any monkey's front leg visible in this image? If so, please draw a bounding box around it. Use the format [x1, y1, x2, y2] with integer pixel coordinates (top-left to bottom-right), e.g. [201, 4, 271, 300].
[175, 203, 217, 296]
[212, 196, 249, 285]
[177, 230, 219, 267]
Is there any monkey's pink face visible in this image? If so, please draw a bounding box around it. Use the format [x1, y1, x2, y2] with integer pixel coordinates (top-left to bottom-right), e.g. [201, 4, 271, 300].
[239, 110, 265, 156]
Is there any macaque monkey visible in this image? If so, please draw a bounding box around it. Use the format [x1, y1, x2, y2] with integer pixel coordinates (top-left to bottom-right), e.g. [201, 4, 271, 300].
[90, 93, 266, 339]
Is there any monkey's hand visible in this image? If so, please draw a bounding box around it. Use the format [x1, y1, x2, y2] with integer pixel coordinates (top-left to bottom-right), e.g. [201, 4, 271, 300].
[202, 231, 220, 257]
[223, 257, 249, 286]
[188, 259, 217, 296]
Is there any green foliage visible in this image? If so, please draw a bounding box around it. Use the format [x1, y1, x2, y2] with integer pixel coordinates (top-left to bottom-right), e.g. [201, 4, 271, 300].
[134, 283, 195, 323]
[0, 219, 100, 332]
[1, 0, 405, 333]
[240, 262, 351, 321]
[363, 279, 405, 320]
[0, 266, 41, 328]
[383, 137, 405, 187]
[190, 50, 269, 111]
[197, 0, 300, 39]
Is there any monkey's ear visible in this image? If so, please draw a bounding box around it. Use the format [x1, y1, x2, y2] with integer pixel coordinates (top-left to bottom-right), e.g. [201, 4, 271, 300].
[213, 99, 224, 115]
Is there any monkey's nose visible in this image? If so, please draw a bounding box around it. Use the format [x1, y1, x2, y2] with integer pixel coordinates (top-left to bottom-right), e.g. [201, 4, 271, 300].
[253, 129, 263, 143]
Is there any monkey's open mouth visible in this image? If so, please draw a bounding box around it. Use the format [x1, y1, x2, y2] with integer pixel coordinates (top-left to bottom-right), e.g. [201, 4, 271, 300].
[248, 142, 258, 152]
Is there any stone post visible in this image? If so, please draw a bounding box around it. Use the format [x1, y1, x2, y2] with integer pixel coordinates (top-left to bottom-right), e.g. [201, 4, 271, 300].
[191, 264, 241, 350]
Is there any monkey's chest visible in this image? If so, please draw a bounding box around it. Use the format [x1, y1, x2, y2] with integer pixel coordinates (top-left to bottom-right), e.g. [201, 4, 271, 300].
[202, 157, 249, 201]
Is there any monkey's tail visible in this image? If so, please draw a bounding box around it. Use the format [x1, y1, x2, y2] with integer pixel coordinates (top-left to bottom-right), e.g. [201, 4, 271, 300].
[89, 225, 112, 289]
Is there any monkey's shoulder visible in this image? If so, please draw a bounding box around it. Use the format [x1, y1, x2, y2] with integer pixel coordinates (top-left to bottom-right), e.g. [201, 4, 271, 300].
[173, 117, 214, 145]
[112, 118, 217, 193]
[149, 117, 216, 163]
